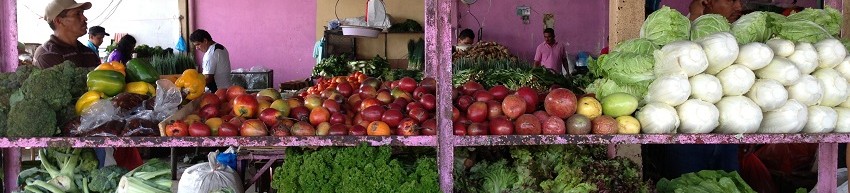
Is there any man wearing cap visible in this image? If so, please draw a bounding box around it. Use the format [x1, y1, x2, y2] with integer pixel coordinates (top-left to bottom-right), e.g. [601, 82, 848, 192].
[86, 26, 109, 55]
[32, 0, 100, 69]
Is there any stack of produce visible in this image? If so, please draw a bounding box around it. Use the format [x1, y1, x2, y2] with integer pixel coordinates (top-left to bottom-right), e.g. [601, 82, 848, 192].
[68, 59, 190, 137]
[588, 6, 850, 134]
[313, 54, 395, 80]
[0, 62, 88, 137]
[452, 41, 518, 61]
[16, 148, 171, 193]
[451, 80, 637, 136]
[149, 53, 195, 75]
[272, 144, 438, 193]
[454, 145, 651, 192]
[166, 72, 439, 137]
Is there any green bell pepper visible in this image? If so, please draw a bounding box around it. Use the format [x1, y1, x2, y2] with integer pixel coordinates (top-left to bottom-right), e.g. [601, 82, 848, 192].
[87, 70, 126, 97]
[126, 58, 160, 83]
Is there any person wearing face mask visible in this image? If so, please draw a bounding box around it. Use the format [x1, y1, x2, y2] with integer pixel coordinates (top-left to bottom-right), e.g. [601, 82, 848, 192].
[33, 0, 100, 69]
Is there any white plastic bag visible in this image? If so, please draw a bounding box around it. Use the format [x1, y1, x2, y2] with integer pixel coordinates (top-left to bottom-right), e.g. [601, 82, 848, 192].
[178, 151, 244, 193]
[366, 0, 392, 29]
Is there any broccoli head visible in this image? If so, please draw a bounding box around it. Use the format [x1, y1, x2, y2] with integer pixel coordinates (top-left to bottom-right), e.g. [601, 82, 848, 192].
[13, 64, 37, 86]
[54, 61, 91, 97]
[0, 108, 7, 136]
[7, 99, 57, 137]
[88, 165, 128, 193]
[20, 67, 72, 110]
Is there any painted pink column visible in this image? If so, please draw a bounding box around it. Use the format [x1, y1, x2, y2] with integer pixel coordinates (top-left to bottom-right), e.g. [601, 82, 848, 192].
[816, 143, 838, 193]
[1, 0, 18, 73]
[426, 0, 455, 192]
[3, 148, 20, 193]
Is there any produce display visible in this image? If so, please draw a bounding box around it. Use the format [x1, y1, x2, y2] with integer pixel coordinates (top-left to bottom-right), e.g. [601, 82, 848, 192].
[165, 72, 439, 137]
[587, 6, 850, 134]
[0, 62, 88, 137]
[272, 144, 438, 193]
[452, 41, 518, 61]
[312, 54, 392, 79]
[17, 148, 170, 193]
[454, 145, 651, 192]
[453, 59, 574, 92]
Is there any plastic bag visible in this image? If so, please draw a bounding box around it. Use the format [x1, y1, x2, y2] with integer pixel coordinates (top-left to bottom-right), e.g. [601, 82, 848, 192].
[216, 147, 238, 171]
[122, 110, 159, 137]
[178, 151, 244, 193]
[246, 66, 270, 89]
[76, 99, 124, 136]
[154, 79, 183, 122]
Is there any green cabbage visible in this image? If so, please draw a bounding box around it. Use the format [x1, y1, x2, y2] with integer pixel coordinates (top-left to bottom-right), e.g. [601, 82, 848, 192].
[690, 14, 731, 41]
[788, 7, 842, 36]
[640, 6, 690, 46]
[732, 12, 772, 44]
[612, 38, 659, 55]
[775, 19, 832, 43]
[596, 52, 655, 87]
[586, 78, 648, 99]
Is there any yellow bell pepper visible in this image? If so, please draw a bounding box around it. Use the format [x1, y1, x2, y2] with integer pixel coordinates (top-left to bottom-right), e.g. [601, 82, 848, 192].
[125, 81, 157, 96]
[75, 91, 106, 115]
[175, 69, 206, 100]
[94, 61, 126, 76]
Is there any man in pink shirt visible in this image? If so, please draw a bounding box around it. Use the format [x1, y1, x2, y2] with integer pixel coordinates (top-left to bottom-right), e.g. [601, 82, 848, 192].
[534, 28, 572, 74]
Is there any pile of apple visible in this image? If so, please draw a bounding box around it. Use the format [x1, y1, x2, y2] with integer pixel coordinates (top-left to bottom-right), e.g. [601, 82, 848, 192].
[451, 81, 637, 136]
[164, 85, 288, 137]
[166, 72, 441, 137]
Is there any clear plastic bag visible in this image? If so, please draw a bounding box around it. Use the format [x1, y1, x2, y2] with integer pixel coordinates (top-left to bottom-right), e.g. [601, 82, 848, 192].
[76, 99, 125, 136]
[153, 80, 183, 122]
[122, 110, 159, 137]
[246, 66, 270, 89]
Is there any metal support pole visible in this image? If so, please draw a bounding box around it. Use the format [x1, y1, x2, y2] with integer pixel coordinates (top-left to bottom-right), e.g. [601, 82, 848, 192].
[4, 148, 21, 193]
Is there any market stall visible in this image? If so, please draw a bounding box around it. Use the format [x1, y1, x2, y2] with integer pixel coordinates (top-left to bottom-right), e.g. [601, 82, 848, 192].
[1, 0, 850, 193]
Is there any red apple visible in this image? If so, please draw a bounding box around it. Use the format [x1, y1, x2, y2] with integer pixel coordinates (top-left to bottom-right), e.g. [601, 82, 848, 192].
[259, 108, 283, 127]
[419, 77, 437, 91]
[462, 81, 485, 95]
[214, 89, 228, 102]
[200, 93, 222, 109]
[420, 94, 436, 111]
[489, 85, 511, 101]
[199, 104, 220, 120]
[271, 123, 290, 137]
[218, 122, 240, 136]
[453, 122, 467, 135]
[329, 112, 346, 125]
[349, 125, 367, 136]
[408, 107, 430, 123]
[240, 119, 268, 136]
[226, 86, 247, 101]
[473, 90, 494, 102]
[188, 122, 212, 137]
[290, 121, 315, 136]
[328, 124, 348, 136]
[232, 94, 259, 118]
[398, 77, 418, 93]
[381, 109, 404, 128]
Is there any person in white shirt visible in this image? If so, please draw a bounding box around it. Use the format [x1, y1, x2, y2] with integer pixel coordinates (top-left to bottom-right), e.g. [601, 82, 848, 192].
[190, 29, 232, 91]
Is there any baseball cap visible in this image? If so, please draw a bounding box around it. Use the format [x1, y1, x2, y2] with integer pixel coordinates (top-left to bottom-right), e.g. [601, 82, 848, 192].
[44, 0, 92, 22]
[88, 26, 110, 36]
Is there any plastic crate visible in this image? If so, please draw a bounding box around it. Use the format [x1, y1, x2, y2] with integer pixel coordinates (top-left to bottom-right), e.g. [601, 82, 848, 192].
[230, 70, 274, 92]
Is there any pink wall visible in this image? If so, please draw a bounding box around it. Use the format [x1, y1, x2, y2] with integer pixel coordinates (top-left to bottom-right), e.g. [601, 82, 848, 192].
[192, 0, 317, 87]
[660, 0, 821, 14]
[457, 0, 609, 60]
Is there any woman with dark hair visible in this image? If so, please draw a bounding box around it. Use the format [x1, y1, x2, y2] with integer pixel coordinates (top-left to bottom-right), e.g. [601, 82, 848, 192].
[108, 35, 136, 64]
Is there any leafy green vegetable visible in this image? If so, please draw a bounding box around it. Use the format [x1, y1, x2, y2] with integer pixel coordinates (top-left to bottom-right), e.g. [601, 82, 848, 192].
[312, 54, 352, 77]
[774, 19, 832, 43]
[585, 78, 648, 100]
[272, 144, 438, 193]
[595, 52, 655, 86]
[455, 145, 649, 193]
[640, 6, 690, 46]
[732, 12, 772, 44]
[612, 38, 659, 55]
[787, 7, 842, 36]
[115, 159, 172, 193]
[656, 170, 756, 193]
[88, 166, 129, 193]
[691, 14, 731, 41]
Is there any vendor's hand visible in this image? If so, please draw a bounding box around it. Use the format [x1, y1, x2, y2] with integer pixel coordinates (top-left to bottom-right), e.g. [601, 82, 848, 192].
[689, 0, 707, 21]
